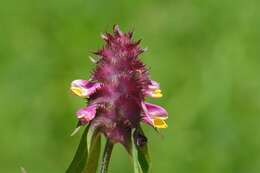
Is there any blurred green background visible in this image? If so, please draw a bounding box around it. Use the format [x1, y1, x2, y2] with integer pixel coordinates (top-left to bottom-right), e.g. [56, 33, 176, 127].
[1, 0, 260, 172]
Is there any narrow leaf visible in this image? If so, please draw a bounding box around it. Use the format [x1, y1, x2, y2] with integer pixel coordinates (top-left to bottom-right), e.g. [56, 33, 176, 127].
[137, 128, 151, 173]
[132, 145, 142, 173]
[131, 131, 142, 173]
[132, 128, 151, 173]
[82, 128, 101, 173]
[70, 126, 82, 137]
[137, 142, 150, 173]
[66, 126, 89, 173]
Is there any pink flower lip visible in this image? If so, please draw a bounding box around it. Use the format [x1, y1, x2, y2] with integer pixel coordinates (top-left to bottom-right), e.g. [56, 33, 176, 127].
[148, 80, 160, 90]
[76, 104, 97, 124]
[143, 102, 168, 118]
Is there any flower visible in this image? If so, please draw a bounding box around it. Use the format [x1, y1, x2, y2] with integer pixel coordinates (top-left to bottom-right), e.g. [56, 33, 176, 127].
[71, 79, 102, 98]
[144, 80, 163, 98]
[76, 104, 97, 124]
[141, 102, 168, 128]
[70, 25, 168, 148]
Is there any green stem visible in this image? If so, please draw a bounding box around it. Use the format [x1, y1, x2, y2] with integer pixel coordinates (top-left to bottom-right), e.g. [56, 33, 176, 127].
[100, 140, 114, 173]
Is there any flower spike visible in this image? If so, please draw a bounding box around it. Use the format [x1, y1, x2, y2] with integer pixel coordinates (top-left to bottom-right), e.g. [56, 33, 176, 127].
[68, 25, 169, 173]
[70, 79, 102, 98]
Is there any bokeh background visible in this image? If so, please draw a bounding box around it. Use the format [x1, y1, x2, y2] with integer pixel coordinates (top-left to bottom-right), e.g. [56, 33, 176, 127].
[1, 0, 260, 172]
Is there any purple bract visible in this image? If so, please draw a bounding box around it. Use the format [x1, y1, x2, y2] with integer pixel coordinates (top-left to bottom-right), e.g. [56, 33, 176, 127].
[70, 25, 168, 148]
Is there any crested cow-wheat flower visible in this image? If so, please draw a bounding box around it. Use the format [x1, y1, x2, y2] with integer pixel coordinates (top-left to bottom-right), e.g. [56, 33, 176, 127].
[68, 25, 168, 173]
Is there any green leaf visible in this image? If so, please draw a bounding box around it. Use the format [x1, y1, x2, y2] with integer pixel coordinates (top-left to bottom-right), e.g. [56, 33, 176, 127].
[82, 129, 101, 173]
[66, 126, 89, 173]
[131, 128, 151, 173]
[137, 142, 150, 173]
[132, 145, 142, 173]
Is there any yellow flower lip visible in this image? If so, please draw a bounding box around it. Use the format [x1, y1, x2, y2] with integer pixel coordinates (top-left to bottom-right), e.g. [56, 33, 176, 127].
[152, 118, 168, 128]
[145, 80, 164, 98]
[154, 89, 161, 93]
[151, 89, 163, 98]
[71, 86, 86, 97]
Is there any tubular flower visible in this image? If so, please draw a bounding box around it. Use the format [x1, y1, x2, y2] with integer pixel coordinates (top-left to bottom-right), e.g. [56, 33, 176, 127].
[76, 104, 97, 124]
[71, 79, 102, 98]
[70, 25, 168, 148]
[144, 80, 163, 98]
[141, 102, 168, 128]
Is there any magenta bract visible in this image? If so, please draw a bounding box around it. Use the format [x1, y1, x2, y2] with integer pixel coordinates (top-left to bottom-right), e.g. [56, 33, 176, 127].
[71, 25, 168, 147]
